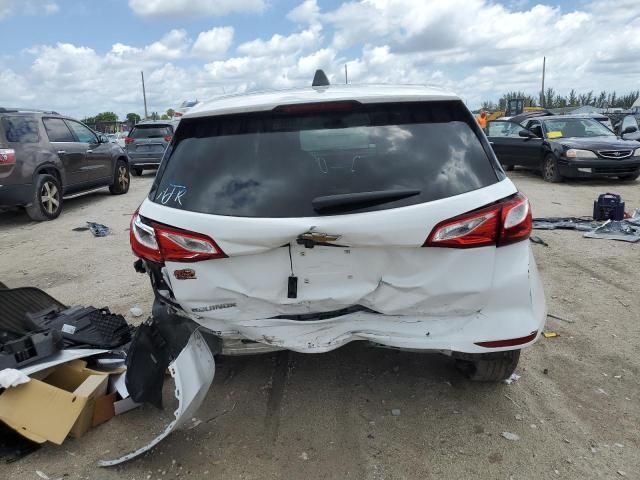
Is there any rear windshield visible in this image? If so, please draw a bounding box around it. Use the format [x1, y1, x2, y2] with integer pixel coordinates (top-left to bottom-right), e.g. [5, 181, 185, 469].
[1, 116, 40, 143]
[152, 101, 498, 217]
[131, 125, 172, 138]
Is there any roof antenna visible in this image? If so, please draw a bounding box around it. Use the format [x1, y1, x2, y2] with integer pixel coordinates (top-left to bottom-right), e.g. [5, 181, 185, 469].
[312, 69, 330, 87]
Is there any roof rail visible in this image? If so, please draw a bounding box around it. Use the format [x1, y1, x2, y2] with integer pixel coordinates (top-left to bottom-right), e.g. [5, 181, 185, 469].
[0, 107, 60, 115]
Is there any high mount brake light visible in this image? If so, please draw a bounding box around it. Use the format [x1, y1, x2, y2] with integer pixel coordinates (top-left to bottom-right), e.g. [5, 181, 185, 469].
[425, 193, 532, 248]
[273, 101, 361, 114]
[0, 148, 16, 165]
[130, 212, 227, 262]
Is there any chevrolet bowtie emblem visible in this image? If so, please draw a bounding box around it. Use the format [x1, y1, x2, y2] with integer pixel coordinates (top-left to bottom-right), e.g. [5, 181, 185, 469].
[298, 232, 341, 243]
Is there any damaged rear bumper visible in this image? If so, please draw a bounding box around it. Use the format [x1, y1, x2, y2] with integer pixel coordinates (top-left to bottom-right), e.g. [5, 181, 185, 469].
[99, 329, 215, 466]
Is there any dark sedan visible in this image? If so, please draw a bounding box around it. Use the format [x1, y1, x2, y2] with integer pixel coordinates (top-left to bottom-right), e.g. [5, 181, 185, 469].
[487, 116, 640, 182]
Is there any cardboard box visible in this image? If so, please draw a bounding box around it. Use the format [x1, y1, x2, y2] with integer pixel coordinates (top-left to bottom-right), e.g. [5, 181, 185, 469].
[92, 392, 117, 427]
[0, 361, 108, 444]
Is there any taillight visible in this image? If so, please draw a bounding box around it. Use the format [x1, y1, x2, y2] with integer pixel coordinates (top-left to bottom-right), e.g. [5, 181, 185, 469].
[130, 212, 226, 263]
[130, 213, 162, 262]
[124, 137, 134, 145]
[0, 148, 16, 165]
[164, 134, 173, 142]
[425, 193, 532, 248]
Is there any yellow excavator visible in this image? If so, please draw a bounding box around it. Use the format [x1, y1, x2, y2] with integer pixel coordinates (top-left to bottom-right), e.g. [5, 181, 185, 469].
[486, 99, 545, 121]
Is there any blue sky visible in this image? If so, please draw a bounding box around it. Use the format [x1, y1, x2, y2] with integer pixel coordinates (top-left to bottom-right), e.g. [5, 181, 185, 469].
[1, 0, 638, 118]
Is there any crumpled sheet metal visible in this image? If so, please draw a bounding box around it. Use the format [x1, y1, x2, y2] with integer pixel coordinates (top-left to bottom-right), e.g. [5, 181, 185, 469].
[534, 209, 640, 242]
[532, 217, 599, 231]
[99, 330, 215, 467]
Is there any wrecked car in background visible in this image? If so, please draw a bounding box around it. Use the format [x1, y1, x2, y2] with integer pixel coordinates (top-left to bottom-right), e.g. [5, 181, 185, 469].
[487, 116, 640, 182]
[117, 71, 547, 464]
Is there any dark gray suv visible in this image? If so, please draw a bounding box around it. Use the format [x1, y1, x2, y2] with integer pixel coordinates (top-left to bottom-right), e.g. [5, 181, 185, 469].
[125, 120, 178, 176]
[0, 108, 130, 221]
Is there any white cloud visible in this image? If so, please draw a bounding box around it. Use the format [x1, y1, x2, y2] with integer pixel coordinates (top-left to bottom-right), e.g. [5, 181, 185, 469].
[192, 27, 234, 59]
[128, 0, 266, 18]
[237, 25, 322, 57]
[2, 0, 640, 120]
[0, 0, 58, 19]
[287, 0, 320, 25]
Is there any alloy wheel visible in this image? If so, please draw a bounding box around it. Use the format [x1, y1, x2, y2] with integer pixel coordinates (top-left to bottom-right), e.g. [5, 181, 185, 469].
[118, 165, 130, 191]
[40, 180, 60, 214]
[544, 158, 555, 180]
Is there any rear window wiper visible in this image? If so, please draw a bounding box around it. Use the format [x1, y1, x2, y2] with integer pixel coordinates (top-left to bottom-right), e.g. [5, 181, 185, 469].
[312, 189, 421, 213]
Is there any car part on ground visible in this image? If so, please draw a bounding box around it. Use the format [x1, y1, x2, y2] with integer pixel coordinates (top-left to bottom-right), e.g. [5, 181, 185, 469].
[534, 208, 640, 242]
[99, 329, 216, 467]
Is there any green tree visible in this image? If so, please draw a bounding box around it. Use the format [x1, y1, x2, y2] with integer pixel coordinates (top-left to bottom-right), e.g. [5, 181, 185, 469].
[126, 112, 141, 125]
[94, 112, 118, 123]
[166, 108, 175, 118]
[160, 114, 170, 120]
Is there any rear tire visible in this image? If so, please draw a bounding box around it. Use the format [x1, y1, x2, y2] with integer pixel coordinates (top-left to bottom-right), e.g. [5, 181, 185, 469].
[542, 155, 563, 183]
[131, 168, 142, 176]
[618, 173, 639, 181]
[25, 174, 63, 221]
[455, 350, 520, 382]
[109, 159, 130, 194]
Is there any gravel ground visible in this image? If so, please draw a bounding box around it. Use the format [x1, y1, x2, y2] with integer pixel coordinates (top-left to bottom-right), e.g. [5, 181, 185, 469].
[1, 169, 638, 480]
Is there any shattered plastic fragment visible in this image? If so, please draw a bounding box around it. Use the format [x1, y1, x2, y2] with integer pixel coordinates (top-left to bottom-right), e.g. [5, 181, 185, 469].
[503, 373, 521, 385]
[501, 432, 520, 441]
[543, 331, 558, 338]
[99, 330, 215, 466]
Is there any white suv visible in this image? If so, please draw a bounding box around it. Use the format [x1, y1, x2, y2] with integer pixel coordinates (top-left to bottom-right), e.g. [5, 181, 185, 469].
[112, 77, 547, 465]
[131, 79, 546, 372]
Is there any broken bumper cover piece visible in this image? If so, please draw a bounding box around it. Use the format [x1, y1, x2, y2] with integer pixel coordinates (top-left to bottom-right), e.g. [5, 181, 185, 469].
[99, 329, 215, 466]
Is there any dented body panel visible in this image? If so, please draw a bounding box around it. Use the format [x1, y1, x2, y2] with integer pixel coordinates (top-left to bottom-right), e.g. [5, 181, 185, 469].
[160, 241, 545, 354]
[137, 178, 546, 354]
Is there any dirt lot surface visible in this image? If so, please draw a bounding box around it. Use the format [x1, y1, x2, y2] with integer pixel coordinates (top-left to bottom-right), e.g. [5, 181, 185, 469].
[1, 169, 639, 479]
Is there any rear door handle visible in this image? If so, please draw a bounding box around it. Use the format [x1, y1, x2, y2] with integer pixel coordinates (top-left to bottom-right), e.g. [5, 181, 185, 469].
[57, 150, 66, 154]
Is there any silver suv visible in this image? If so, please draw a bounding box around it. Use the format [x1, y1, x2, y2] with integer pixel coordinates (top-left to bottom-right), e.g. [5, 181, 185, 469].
[125, 120, 179, 176]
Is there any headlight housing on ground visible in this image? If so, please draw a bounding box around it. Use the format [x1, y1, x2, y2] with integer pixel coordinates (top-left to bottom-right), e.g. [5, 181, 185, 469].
[566, 148, 598, 159]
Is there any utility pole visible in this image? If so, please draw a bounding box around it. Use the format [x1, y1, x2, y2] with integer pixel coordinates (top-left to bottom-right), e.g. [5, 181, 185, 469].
[540, 57, 546, 108]
[141, 71, 148, 120]
[345, 64, 348, 84]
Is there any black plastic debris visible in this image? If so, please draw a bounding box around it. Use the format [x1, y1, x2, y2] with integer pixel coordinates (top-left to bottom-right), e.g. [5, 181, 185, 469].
[87, 222, 110, 237]
[27, 306, 132, 349]
[529, 235, 549, 247]
[1, 285, 133, 369]
[0, 287, 66, 369]
[593, 193, 625, 221]
[0, 422, 41, 464]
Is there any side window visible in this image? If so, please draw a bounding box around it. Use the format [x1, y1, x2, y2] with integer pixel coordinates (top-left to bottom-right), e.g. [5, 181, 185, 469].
[1, 116, 40, 143]
[527, 121, 543, 138]
[43, 117, 75, 142]
[487, 121, 524, 137]
[65, 120, 98, 143]
[621, 115, 638, 132]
